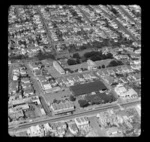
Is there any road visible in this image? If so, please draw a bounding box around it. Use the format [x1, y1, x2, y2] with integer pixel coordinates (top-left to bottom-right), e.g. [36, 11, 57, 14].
[9, 99, 140, 132]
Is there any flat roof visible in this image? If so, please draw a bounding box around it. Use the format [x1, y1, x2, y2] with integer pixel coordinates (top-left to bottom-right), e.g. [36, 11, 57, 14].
[70, 80, 107, 96]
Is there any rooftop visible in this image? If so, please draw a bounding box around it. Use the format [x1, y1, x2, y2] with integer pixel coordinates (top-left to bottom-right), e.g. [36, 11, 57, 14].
[70, 80, 107, 96]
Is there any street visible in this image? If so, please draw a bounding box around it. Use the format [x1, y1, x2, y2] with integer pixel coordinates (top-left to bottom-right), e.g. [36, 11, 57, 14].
[9, 99, 140, 132]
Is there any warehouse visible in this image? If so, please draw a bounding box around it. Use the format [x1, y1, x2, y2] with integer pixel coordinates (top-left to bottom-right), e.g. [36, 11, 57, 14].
[70, 80, 107, 96]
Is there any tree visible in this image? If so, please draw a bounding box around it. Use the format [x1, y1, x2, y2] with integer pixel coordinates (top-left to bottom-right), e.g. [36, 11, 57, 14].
[78, 100, 89, 108]
[67, 59, 77, 65]
[73, 53, 80, 59]
[102, 65, 105, 68]
[98, 66, 101, 69]
[107, 60, 123, 67]
[70, 95, 76, 101]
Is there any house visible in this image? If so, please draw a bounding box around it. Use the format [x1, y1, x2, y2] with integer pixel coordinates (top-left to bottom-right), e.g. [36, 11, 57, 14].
[21, 78, 30, 84]
[12, 74, 18, 81]
[40, 108, 46, 115]
[131, 64, 140, 70]
[37, 76, 47, 83]
[20, 70, 27, 76]
[41, 81, 52, 91]
[29, 62, 39, 71]
[68, 121, 78, 135]
[107, 127, 123, 137]
[74, 117, 89, 128]
[14, 104, 29, 110]
[9, 109, 24, 120]
[87, 59, 97, 70]
[13, 68, 20, 75]
[21, 83, 32, 90]
[43, 123, 52, 131]
[33, 69, 42, 76]
[23, 88, 34, 97]
[10, 97, 31, 106]
[9, 81, 18, 94]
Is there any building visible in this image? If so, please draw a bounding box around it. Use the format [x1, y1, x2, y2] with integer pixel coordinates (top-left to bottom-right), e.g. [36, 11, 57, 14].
[9, 81, 18, 94]
[23, 88, 34, 97]
[29, 62, 39, 71]
[9, 109, 24, 120]
[12, 74, 18, 81]
[37, 76, 47, 83]
[87, 59, 97, 70]
[21, 78, 30, 84]
[68, 121, 79, 135]
[13, 103, 29, 110]
[74, 117, 89, 128]
[9, 97, 31, 106]
[50, 101, 75, 114]
[70, 80, 107, 96]
[106, 127, 123, 137]
[40, 108, 46, 115]
[41, 81, 52, 91]
[53, 61, 65, 75]
[114, 84, 137, 98]
[43, 123, 52, 132]
[27, 125, 44, 137]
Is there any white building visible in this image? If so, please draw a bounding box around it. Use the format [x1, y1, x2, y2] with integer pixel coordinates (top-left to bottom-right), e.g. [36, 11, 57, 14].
[74, 117, 89, 128]
[27, 125, 44, 137]
[42, 83, 52, 90]
[53, 61, 65, 74]
[114, 84, 137, 98]
[87, 59, 97, 70]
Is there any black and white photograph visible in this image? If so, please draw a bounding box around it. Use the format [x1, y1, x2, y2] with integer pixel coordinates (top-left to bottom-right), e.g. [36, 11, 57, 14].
[8, 5, 141, 137]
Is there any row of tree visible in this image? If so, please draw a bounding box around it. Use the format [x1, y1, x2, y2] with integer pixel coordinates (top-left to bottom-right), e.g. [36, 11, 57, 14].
[107, 60, 124, 67]
[67, 50, 114, 66]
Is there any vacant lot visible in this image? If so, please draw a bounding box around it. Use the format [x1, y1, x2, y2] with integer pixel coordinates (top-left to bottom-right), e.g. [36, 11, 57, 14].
[88, 116, 107, 136]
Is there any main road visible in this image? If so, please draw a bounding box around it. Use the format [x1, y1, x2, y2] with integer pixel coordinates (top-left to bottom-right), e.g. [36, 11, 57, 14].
[9, 99, 140, 132]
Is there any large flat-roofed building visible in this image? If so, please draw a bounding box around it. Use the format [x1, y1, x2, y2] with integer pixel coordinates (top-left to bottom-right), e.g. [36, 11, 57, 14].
[50, 101, 74, 114]
[53, 61, 65, 75]
[114, 84, 138, 99]
[70, 80, 107, 96]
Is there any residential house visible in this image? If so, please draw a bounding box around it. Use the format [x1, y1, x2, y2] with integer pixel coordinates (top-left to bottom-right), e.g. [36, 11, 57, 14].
[68, 121, 79, 135]
[21, 78, 30, 84]
[74, 117, 89, 128]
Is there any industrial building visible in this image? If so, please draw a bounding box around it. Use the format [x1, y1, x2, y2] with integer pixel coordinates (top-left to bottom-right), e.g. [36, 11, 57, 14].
[70, 80, 107, 96]
[50, 101, 75, 115]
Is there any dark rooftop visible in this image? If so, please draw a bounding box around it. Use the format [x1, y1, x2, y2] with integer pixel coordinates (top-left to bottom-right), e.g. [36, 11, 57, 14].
[70, 80, 107, 96]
